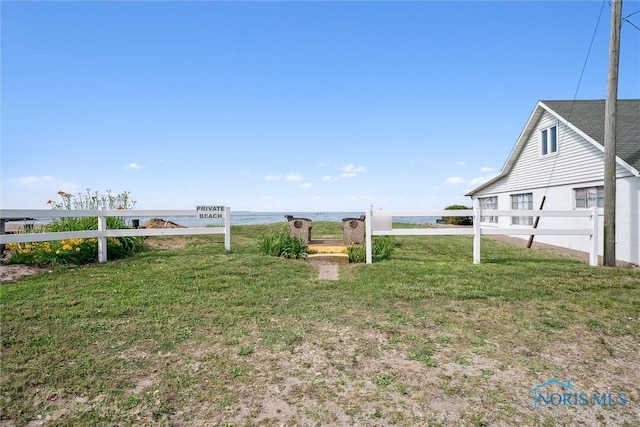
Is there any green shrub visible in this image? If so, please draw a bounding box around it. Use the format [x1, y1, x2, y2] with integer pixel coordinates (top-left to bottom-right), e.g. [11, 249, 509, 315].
[347, 236, 396, 263]
[346, 244, 366, 263]
[258, 228, 308, 259]
[6, 189, 143, 266]
[442, 205, 473, 225]
[7, 237, 98, 266]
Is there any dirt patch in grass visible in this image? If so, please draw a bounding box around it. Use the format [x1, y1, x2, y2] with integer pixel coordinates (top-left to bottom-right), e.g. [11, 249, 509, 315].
[96, 319, 640, 426]
[0, 263, 49, 284]
[142, 236, 189, 251]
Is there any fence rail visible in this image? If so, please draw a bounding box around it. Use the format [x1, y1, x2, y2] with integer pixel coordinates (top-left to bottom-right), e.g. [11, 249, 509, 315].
[0, 208, 231, 262]
[364, 206, 599, 266]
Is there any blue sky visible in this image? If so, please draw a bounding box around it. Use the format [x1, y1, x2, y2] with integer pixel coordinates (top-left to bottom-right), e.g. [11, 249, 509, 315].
[2, 1, 639, 211]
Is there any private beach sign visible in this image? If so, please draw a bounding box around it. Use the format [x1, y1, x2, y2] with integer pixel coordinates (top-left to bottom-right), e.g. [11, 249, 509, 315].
[195, 205, 231, 252]
[196, 205, 225, 219]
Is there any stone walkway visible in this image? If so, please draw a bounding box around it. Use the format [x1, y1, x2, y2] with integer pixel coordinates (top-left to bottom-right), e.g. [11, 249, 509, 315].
[306, 238, 351, 280]
[308, 260, 340, 281]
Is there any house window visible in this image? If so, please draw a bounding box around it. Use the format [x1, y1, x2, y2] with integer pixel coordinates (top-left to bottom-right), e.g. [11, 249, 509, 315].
[575, 186, 604, 208]
[511, 193, 533, 225]
[540, 125, 558, 156]
[479, 196, 498, 223]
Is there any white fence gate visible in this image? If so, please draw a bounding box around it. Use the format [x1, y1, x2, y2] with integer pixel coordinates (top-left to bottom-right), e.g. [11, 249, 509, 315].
[0, 208, 231, 263]
[364, 206, 599, 266]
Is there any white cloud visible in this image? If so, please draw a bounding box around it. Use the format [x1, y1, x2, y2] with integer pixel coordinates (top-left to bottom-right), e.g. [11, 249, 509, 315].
[324, 164, 367, 181]
[444, 176, 467, 185]
[467, 167, 499, 188]
[126, 162, 143, 170]
[265, 173, 304, 182]
[339, 172, 357, 179]
[284, 174, 304, 182]
[342, 164, 367, 174]
[261, 195, 275, 201]
[318, 162, 325, 167]
[298, 182, 312, 189]
[457, 161, 466, 167]
[468, 177, 489, 186]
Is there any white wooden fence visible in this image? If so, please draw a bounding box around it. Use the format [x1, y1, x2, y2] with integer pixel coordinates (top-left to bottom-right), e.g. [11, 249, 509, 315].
[364, 206, 599, 266]
[0, 208, 231, 263]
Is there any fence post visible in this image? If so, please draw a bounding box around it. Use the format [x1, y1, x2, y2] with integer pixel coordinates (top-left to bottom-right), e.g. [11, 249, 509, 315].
[473, 200, 481, 264]
[0, 218, 5, 253]
[365, 208, 372, 264]
[98, 207, 107, 263]
[590, 206, 599, 266]
[224, 206, 231, 251]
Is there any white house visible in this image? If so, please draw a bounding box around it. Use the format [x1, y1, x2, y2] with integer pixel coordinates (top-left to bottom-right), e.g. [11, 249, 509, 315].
[466, 99, 639, 266]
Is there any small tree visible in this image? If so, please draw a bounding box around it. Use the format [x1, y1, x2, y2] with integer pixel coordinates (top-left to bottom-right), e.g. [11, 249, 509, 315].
[442, 205, 473, 225]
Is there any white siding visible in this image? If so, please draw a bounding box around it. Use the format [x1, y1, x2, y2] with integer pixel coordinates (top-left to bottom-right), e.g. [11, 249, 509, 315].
[476, 177, 639, 265]
[470, 108, 639, 265]
[477, 111, 632, 195]
[615, 177, 640, 264]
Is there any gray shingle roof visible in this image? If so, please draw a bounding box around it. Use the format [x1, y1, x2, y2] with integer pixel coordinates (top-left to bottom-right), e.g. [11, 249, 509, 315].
[541, 99, 640, 171]
[465, 99, 639, 197]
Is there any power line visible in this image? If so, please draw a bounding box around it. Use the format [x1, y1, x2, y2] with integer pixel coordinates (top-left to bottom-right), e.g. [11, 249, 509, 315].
[529, 1, 609, 249]
[570, 1, 607, 105]
[623, 9, 640, 19]
[623, 8, 640, 30]
[623, 18, 640, 31]
[542, 0, 607, 194]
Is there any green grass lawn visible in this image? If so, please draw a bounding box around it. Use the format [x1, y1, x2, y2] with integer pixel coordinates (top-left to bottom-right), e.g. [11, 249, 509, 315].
[1, 222, 639, 426]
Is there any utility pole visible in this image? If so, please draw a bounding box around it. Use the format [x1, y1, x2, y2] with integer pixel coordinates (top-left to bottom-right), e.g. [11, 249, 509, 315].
[603, 0, 622, 267]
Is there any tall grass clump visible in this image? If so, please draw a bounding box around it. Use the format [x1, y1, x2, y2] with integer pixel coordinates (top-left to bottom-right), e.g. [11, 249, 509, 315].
[258, 228, 308, 259]
[347, 236, 396, 263]
[6, 189, 143, 266]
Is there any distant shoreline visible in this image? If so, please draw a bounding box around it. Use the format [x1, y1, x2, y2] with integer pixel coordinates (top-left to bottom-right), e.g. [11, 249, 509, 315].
[1, 211, 440, 232]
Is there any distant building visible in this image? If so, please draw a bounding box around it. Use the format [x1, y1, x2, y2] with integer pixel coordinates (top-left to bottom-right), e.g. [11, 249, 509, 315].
[466, 99, 639, 265]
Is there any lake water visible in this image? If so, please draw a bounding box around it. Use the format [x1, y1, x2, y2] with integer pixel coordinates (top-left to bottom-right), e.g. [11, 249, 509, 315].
[163, 211, 439, 227]
[5, 211, 440, 228]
